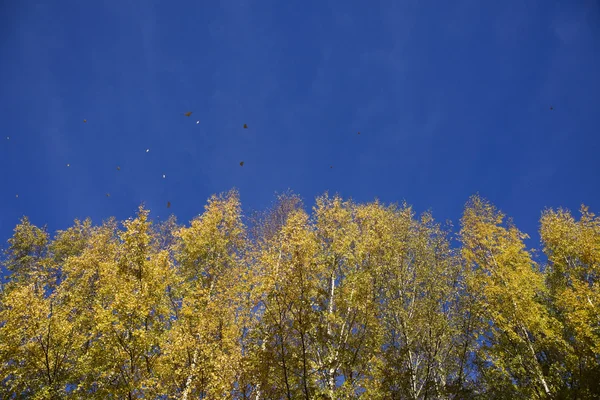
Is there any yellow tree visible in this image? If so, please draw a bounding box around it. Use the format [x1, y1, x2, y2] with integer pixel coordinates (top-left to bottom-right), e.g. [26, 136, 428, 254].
[60, 208, 175, 398]
[460, 196, 561, 398]
[5, 190, 600, 398]
[160, 190, 248, 399]
[2, 217, 50, 291]
[245, 190, 307, 399]
[360, 202, 465, 399]
[250, 194, 381, 399]
[250, 206, 320, 399]
[311, 194, 378, 398]
[540, 206, 600, 397]
[0, 218, 93, 398]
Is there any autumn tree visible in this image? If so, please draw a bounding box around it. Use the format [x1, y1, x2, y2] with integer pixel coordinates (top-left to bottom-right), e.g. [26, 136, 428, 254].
[0, 218, 92, 398]
[540, 206, 600, 398]
[310, 195, 378, 398]
[1, 191, 599, 399]
[158, 190, 249, 399]
[460, 196, 563, 399]
[358, 201, 471, 399]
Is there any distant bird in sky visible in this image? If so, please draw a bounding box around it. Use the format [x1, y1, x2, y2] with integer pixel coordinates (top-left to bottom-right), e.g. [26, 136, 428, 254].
[83, 119, 87, 123]
[240, 161, 244, 166]
[167, 201, 171, 208]
[550, 106, 554, 110]
[116, 166, 121, 171]
[243, 124, 248, 129]
[184, 112, 192, 117]
[330, 165, 333, 169]
[357, 131, 360, 135]
[106, 193, 110, 197]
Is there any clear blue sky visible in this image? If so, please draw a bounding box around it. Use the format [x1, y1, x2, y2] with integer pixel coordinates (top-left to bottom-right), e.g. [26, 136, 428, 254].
[1, 0, 599, 253]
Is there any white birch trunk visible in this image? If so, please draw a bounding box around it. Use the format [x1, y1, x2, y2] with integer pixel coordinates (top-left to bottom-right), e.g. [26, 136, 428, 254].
[181, 347, 198, 400]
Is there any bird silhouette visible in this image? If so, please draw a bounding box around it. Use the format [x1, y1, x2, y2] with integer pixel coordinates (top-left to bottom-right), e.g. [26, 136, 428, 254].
[184, 112, 192, 117]
[240, 161, 244, 167]
[243, 124, 248, 129]
[167, 201, 171, 208]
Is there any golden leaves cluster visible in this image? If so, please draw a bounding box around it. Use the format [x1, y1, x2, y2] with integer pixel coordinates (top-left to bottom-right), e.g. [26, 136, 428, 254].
[0, 192, 598, 398]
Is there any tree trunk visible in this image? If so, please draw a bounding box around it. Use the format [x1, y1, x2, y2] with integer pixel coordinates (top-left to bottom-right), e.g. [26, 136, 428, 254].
[181, 347, 198, 400]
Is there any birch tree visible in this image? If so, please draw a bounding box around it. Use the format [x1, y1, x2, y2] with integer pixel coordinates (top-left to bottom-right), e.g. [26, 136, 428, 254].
[460, 196, 562, 398]
[0, 218, 91, 398]
[540, 206, 600, 398]
[1, 191, 599, 398]
[161, 190, 248, 399]
[311, 195, 377, 398]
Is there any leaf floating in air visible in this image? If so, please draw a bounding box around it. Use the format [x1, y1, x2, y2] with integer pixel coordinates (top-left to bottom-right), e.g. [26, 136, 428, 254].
[240, 161, 244, 167]
[243, 124, 248, 129]
[184, 112, 192, 117]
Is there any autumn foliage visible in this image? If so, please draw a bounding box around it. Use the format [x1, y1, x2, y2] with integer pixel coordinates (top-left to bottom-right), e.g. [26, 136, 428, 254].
[1, 190, 598, 399]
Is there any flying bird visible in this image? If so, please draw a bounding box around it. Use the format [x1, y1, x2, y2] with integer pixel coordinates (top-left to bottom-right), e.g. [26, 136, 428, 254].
[240, 161, 244, 167]
[243, 124, 248, 129]
[330, 165, 333, 169]
[167, 201, 171, 208]
[550, 106, 554, 110]
[184, 112, 192, 117]
[357, 131, 361, 135]
[116, 166, 121, 171]
[83, 119, 87, 123]
[106, 193, 110, 197]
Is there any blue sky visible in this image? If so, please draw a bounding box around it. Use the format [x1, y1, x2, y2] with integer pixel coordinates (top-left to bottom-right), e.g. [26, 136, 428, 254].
[1, 0, 599, 255]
